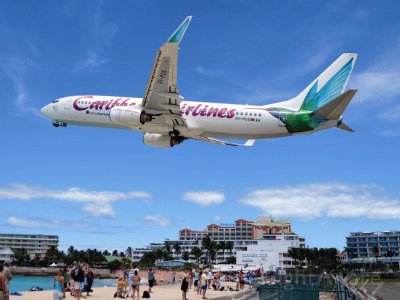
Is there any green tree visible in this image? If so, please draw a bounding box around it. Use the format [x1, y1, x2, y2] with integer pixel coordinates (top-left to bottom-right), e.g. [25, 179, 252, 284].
[108, 259, 122, 270]
[225, 241, 234, 256]
[173, 244, 181, 258]
[14, 248, 30, 265]
[112, 250, 119, 256]
[181, 251, 190, 262]
[218, 241, 226, 262]
[125, 247, 133, 258]
[33, 253, 41, 267]
[190, 247, 203, 264]
[372, 246, 380, 262]
[163, 242, 173, 261]
[201, 235, 212, 264]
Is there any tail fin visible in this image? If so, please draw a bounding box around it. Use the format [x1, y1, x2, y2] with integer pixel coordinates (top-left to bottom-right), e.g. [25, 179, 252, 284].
[288, 53, 357, 111]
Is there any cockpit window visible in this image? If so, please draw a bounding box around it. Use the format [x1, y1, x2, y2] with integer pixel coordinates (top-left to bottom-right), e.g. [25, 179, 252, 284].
[52, 100, 60, 103]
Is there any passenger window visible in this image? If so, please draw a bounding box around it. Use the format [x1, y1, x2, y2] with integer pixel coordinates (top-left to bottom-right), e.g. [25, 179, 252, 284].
[245, 112, 248, 116]
[241, 112, 243, 115]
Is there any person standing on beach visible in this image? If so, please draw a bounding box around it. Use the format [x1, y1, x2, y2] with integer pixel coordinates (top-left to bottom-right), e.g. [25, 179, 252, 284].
[180, 273, 189, 300]
[147, 268, 154, 293]
[2, 261, 12, 300]
[72, 264, 85, 300]
[189, 269, 194, 290]
[171, 270, 176, 284]
[86, 267, 94, 296]
[54, 268, 65, 300]
[131, 269, 141, 299]
[196, 271, 202, 295]
[127, 267, 134, 297]
[194, 269, 199, 292]
[0, 264, 6, 300]
[200, 270, 208, 299]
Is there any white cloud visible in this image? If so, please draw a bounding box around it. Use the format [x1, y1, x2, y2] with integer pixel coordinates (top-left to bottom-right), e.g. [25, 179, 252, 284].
[0, 55, 39, 115]
[7, 216, 42, 228]
[0, 183, 151, 218]
[380, 129, 400, 137]
[240, 183, 400, 220]
[352, 43, 400, 104]
[143, 215, 171, 227]
[379, 105, 400, 121]
[73, 50, 109, 73]
[183, 191, 225, 207]
[7, 217, 60, 228]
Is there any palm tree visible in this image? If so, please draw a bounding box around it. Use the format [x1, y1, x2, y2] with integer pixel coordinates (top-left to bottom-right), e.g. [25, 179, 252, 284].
[372, 246, 380, 262]
[218, 241, 226, 262]
[163, 242, 172, 261]
[201, 235, 212, 263]
[125, 247, 133, 258]
[173, 244, 181, 259]
[181, 251, 190, 262]
[226, 241, 234, 257]
[191, 247, 203, 264]
[14, 248, 30, 265]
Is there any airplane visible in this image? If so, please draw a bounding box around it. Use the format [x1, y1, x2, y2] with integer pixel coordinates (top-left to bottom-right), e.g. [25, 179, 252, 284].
[41, 16, 358, 148]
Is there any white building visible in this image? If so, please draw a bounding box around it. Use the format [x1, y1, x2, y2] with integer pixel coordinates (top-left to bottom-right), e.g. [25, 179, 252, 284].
[0, 247, 14, 262]
[0, 233, 58, 259]
[236, 233, 305, 271]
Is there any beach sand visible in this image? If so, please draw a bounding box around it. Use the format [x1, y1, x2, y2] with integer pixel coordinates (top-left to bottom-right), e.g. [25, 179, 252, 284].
[10, 282, 254, 300]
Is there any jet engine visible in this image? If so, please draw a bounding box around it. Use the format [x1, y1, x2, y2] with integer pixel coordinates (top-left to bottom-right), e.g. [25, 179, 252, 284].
[109, 106, 153, 126]
[143, 133, 184, 148]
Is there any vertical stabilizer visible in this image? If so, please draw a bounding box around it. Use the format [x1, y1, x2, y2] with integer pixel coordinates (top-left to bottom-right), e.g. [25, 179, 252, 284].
[280, 53, 357, 111]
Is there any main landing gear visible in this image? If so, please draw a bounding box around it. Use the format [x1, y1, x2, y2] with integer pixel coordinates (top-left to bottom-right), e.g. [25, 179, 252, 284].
[52, 122, 67, 127]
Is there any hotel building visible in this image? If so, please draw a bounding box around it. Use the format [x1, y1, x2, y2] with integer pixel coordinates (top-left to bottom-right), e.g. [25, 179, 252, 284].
[0, 233, 59, 259]
[133, 216, 304, 270]
[345, 231, 400, 263]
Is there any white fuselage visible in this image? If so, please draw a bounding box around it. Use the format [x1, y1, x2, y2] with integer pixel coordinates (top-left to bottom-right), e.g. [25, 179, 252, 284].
[41, 95, 292, 140]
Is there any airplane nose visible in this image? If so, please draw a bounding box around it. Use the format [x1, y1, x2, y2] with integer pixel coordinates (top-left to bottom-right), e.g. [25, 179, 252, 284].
[40, 104, 51, 118]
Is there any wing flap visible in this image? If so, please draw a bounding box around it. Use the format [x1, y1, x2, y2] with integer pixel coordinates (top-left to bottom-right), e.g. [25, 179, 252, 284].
[194, 136, 255, 147]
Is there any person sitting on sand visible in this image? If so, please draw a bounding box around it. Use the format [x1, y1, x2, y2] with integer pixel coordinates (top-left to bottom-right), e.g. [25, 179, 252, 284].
[114, 277, 128, 299]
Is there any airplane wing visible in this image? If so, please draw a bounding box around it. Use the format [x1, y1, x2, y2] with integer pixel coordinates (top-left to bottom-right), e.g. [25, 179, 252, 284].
[141, 16, 192, 128]
[193, 136, 256, 147]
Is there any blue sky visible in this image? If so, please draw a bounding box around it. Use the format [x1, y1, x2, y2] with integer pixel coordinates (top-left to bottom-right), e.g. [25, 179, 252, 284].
[1, 0, 400, 253]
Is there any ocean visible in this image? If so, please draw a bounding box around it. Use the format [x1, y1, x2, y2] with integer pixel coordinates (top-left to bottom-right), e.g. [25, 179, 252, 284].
[9, 276, 117, 292]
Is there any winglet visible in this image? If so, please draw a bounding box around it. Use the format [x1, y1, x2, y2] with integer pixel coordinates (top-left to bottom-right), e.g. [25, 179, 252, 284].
[167, 16, 192, 44]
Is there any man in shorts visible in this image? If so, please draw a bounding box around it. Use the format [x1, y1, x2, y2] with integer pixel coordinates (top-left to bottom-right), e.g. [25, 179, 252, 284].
[147, 268, 154, 293]
[201, 270, 208, 299]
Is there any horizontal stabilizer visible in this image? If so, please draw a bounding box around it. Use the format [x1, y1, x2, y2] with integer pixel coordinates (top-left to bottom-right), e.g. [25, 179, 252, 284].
[337, 122, 354, 132]
[312, 89, 357, 119]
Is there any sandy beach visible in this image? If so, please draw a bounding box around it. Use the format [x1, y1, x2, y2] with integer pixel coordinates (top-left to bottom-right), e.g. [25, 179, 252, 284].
[10, 282, 254, 300]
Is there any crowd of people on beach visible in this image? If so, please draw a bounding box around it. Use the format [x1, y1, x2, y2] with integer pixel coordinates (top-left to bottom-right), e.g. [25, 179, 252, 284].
[114, 265, 255, 300]
[53, 262, 95, 300]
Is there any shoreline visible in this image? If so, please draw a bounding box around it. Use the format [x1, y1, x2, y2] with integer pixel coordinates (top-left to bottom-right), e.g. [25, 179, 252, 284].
[10, 283, 256, 300]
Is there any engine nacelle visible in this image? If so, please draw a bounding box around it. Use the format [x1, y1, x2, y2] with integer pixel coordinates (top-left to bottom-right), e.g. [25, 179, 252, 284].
[143, 133, 183, 148]
[109, 106, 152, 127]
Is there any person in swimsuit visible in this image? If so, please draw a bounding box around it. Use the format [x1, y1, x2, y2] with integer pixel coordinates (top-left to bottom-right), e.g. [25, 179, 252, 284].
[131, 270, 141, 299]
